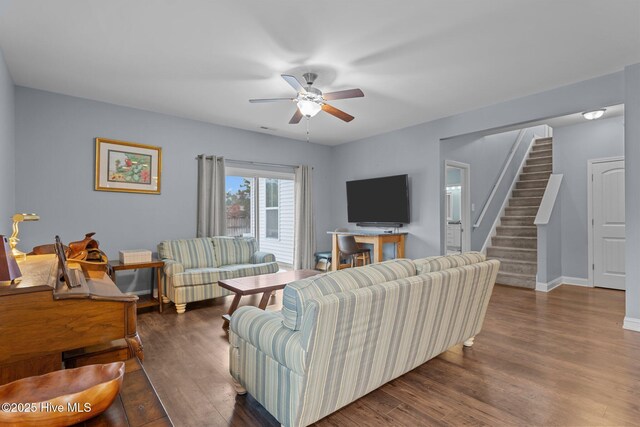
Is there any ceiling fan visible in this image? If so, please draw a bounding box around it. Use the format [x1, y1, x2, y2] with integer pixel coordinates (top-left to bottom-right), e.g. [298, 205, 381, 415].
[249, 73, 364, 124]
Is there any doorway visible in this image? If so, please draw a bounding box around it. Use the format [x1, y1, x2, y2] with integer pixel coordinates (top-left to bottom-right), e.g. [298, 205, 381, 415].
[588, 157, 625, 290]
[444, 161, 471, 254]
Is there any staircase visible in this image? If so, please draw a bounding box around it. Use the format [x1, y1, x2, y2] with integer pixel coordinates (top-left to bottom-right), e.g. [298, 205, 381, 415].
[486, 137, 552, 288]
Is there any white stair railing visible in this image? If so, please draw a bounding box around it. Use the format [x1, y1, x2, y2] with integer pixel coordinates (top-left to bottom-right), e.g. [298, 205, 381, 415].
[473, 128, 526, 229]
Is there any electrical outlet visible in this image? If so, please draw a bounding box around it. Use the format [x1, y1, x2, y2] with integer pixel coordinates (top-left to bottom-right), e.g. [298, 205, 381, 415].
[471, 203, 475, 212]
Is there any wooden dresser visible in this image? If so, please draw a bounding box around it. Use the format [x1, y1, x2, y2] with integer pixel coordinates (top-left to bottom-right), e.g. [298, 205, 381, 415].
[0, 255, 143, 385]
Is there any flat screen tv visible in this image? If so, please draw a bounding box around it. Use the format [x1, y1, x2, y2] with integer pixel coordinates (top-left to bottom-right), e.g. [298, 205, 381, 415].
[346, 174, 410, 225]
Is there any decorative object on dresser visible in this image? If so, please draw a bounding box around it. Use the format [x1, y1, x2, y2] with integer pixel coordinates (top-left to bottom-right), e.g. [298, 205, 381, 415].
[119, 249, 152, 264]
[0, 235, 21, 284]
[0, 246, 142, 386]
[229, 252, 499, 426]
[109, 258, 165, 313]
[0, 362, 125, 426]
[158, 236, 278, 314]
[219, 269, 319, 330]
[9, 213, 39, 261]
[95, 138, 162, 195]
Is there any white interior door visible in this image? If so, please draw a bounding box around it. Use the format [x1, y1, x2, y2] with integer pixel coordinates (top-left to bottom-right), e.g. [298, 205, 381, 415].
[592, 159, 625, 290]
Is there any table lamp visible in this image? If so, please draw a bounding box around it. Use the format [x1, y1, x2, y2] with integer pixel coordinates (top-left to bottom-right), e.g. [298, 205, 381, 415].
[9, 213, 39, 261]
[0, 235, 21, 284]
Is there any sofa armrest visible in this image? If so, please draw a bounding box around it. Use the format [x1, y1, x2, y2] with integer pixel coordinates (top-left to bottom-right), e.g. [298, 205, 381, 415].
[163, 259, 184, 277]
[230, 306, 306, 374]
[251, 251, 276, 264]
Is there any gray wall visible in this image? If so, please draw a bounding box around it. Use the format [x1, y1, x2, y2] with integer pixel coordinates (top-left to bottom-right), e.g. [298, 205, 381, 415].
[625, 64, 640, 322]
[14, 87, 333, 293]
[553, 115, 624, 279]
[0, 47, 14, 236]
[441, 126, 546, 250]
[330, 71, 623, 261]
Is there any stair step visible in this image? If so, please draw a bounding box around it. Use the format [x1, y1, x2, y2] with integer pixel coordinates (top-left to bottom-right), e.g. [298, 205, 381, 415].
[532, 141, 553, 152]
[535, 137, 553, 143]
[510, 197, 543, 207]
[493, 258, 537, 275]
[529, 148, 553, 159]
[513, 188, 545, 198]
[492, 236, 537, 249]
[524, 164, 552, 173]
[501, 216, 536, 226]
[526, 156, 553, 166]
[516, 179, 549, 189]
[487, 246, 537, 262]
[505, 206, 539, 216]
[496, 271, 536, 289]
[519, 171, 552, 181]
[496, 226, 537, 237]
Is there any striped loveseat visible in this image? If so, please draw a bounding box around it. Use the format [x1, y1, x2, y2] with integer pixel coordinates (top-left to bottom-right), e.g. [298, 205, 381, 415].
[158, 236, 278, 314]
[229, 252, 499, 426]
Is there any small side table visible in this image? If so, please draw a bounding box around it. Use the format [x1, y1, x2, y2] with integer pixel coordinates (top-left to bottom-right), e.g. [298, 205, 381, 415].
[110, 259, 165, 313]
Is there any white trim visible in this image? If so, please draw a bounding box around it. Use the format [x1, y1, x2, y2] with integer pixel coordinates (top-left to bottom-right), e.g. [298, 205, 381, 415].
[481, 135, 539, 253]
[534, 174, 563, 225]
[561, 276, 592, 287]
[444, 160, 471, 253]
[535, 276, 563, 292]
[623, 317, 640, 332]
[587, 156, 625, 286]
[536, 276, 592, 292]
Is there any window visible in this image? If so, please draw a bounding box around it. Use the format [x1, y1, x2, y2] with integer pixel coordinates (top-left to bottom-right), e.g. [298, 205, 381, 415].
[265, 179, 279, 239]
[225, 176, 254, 237]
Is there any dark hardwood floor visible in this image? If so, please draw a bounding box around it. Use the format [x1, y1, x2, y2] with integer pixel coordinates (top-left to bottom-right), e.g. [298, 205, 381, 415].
[137, 284, 640, 426]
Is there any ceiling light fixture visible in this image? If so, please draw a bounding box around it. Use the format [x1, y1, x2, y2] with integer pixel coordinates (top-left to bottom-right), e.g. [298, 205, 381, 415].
[297, 99, 322, 117]
[582, 109, 606, 120]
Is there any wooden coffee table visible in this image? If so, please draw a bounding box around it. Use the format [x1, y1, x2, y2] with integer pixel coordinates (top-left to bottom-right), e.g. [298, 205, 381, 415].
[219, 269, 320, 330]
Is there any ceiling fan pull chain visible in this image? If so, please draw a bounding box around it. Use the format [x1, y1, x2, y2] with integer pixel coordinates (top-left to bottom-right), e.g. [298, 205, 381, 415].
[306, 117, 310, 143]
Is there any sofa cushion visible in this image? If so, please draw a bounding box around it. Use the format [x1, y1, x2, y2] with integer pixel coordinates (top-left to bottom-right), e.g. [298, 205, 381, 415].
[212, 236, 257, 266]
[281, 259, 416, 331]
[414, 251, 485, 274]
[172, 267, 233, 287]
[217, 262, 280, 278]
[158, 238, 217, 269]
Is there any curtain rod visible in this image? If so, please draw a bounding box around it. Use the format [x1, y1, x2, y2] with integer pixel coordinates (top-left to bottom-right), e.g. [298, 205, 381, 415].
[195, 156, 300, 169]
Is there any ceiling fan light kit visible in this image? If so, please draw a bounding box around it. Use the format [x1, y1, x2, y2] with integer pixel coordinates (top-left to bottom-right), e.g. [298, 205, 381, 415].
[249, 72, 364, 124]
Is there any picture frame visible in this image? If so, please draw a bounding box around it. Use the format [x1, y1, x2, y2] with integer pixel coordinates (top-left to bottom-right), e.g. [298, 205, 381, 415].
[95, 138, 162, 194]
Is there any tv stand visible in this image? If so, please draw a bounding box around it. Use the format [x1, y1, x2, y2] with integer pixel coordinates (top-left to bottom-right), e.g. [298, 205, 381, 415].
[328, 230, 407, 271]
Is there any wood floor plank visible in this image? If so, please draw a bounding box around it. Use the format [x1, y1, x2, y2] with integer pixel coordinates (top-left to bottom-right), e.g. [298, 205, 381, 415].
[137, 284, 640, 426]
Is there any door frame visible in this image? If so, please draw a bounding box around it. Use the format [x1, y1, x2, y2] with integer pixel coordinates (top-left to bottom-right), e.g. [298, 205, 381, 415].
[444, 160, 471, 254]
[587, 156, 625, 287]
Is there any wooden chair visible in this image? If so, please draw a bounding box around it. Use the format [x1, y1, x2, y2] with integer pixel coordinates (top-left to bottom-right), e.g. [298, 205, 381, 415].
[336, 230, 371, 268]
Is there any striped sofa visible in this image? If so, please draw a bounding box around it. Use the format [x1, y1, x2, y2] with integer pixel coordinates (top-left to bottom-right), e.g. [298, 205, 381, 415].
[229, 252, 499, 426]
[158, 236, 278, 314]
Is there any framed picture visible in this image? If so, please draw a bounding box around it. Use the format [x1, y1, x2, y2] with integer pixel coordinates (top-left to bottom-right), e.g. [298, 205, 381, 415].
[95, 138, 162, 194]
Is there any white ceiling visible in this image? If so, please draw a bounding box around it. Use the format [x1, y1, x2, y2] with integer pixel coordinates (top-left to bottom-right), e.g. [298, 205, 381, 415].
[0, 1, 638, 146]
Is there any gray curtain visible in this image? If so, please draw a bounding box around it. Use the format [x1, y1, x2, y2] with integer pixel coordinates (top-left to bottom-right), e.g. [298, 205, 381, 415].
[294, 165, 315, 269]
[196, 155, 226, 237]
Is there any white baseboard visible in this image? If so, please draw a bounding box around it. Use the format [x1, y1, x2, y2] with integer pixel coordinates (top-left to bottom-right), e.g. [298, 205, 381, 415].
[535, 276, 591, 292]
[535, 276, 563, 292]
[561, 276, 591, 287]
[623, 317, 640, 332]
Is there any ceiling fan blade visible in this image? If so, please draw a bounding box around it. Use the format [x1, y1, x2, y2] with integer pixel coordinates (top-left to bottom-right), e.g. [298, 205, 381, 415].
[281, 74, 307, 94]
[322, 104, 355, 122]
[289, 108, 303, 124]
[322, 88, 364, 101]
[249, 98, 294, 103]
